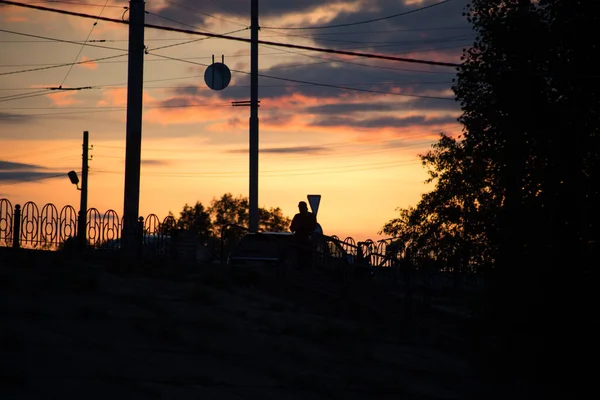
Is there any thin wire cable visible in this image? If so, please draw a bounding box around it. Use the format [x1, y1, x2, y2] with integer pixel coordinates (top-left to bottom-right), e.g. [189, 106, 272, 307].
[0, 54, 127, 77]
[29, 1, 121, 7]
[92, 160, 421, 179]
[0, 2, 460, 68]
[257, 43, 460, 75]
[145, 10, 219, 33]
[260, 29, 473, 46]
[58, 0, 109, 88]
[261, 0, 454, 30]
[0, 89, 52, 101]
[284, 25, 473, 36]
[163, 0, 249, 28]
[0, 28, 128, 52]
[146, 52, 456, 101]
[148, 27, 249, 52]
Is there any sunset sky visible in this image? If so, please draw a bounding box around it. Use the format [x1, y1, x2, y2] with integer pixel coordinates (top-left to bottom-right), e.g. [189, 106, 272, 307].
[0, 0, 472, 241]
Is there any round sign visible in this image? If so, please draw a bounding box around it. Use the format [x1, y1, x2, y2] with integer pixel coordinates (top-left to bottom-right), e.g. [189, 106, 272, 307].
[204, 62, 231, 91]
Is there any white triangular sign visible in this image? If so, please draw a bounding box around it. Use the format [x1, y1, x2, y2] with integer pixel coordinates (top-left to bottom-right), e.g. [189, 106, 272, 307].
[307, 194, 321, 216]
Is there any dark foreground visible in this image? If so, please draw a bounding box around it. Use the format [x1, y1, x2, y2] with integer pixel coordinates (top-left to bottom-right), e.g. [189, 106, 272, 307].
[1, 249, 536, 399]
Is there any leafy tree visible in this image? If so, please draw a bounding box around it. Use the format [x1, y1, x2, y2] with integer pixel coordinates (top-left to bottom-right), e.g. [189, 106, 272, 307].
[381, 134, 498, 271]
[382, 0, 599, 385]
[207, 193, 291, 235]
[169, 201, 212, 239]
[383, 0, 599, 271]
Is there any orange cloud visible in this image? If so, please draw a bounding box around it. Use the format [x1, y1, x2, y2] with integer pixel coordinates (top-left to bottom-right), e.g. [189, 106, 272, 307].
[79, 56, 98, 70]
[0, 5, 28, 23]
[97, 88, 156, 107]
[45, 91, 79, 106]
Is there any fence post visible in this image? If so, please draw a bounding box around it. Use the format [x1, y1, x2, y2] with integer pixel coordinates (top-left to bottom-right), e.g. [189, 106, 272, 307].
[137, 216, 144, 255]
[12, 204, 21, 249]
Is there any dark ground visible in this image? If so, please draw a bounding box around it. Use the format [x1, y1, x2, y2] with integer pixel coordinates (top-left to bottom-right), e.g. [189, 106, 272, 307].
[0, 248, 540, 399]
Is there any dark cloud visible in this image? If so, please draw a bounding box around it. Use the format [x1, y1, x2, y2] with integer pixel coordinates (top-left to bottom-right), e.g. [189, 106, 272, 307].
[0, 161, 44, 171]
[310, 114, 458, 128]
[141, 159, 170, 166]
[305, 102, 404, 115]
[147, 0, 473, 60]
[0, 112, 36, 124]
[227, 146, 330, 155]
[168, 61, 458, 105]
[0, 171, 63, 183]
[151, 0, 470, 123]
[0, 161, 61, 183]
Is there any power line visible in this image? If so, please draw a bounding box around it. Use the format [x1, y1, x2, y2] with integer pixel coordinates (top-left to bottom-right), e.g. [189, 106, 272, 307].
[146, 52, 456, 101]
[260, 30, 473, 46]
[261, 0, 455, 30]
[0, 28, 128, 52]
[92, 160, 421, 179]
[29, 1, 121, 7]
[0, 89, 52, 102]
[257, 43, 461, 75]
[163, 0, 249, 28]
[280, 25, 473, 36]
[0, 53, 127, 77]
[58, 0, 109, 88]
[0, 79, 452, 99]
[0, 1, 460, 68]
[148, 27, 249, 52]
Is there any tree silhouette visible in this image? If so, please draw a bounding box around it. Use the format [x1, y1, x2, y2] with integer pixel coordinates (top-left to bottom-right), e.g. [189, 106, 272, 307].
[169, 201, 212, 240]
[169, 193, 292, 238]
[208, 193, 291, 234]
[382, 0, 599, 386]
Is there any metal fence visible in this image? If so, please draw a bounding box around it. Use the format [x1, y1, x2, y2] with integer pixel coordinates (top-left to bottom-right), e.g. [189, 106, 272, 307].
[0, 198, 175, 251]
[0, 197, 486, 293]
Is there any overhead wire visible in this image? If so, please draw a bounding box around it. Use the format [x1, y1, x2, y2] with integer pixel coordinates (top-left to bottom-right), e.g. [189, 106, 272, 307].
[257, 43, 460, 75]
[0, 1, 461, 68]
[58, 0, 109, 88]
[145, 52, 456, 101]
[92, 159, 422, 179]
[0, 28, 128, 52]
[261, 0, 455, 30]
[29, 1, 121, 7]
[163, 0, 249, 28]
[0, 89, 53, 102]
[147, 27, 249, 52]
[260, 29, 473, 46]
[277, 25, 473, 36]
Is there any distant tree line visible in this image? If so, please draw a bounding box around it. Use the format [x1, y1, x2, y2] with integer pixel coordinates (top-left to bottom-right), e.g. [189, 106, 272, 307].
[167, 193, 291, 239]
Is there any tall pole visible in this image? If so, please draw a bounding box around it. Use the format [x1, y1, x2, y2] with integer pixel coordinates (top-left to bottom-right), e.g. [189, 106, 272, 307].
[78, 130, 89, 247]
[249, 0, 259, 232]
[123, 0, 145, 250]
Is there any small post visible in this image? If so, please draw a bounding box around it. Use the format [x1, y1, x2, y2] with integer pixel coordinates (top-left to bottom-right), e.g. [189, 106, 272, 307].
[78, 130, 89, 248]
[138, 216, 144, 248]
[12, 204, 21, 249]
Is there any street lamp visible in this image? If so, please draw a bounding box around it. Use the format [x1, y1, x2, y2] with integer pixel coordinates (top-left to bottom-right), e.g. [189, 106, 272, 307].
[68, 170, 80, 190]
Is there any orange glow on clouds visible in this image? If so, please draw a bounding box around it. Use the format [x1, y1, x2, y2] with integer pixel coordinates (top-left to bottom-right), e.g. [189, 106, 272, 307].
[45, 91, 79, 106]
[97, 88, 156, 108]
[78, 56, 98, 70]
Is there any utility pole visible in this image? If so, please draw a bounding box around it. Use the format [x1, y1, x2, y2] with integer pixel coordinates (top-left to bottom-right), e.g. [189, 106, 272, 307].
[122, 0, 145, 251]
[249, 0, 259, 232]
[78, 130, 89, 247]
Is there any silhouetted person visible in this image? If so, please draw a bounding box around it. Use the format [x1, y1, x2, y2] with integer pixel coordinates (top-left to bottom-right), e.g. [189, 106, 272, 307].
[290, 201, 317, 269]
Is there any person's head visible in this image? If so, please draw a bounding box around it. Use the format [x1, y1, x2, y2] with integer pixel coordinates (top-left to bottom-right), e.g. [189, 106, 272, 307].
[298, 201, 308, 212]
